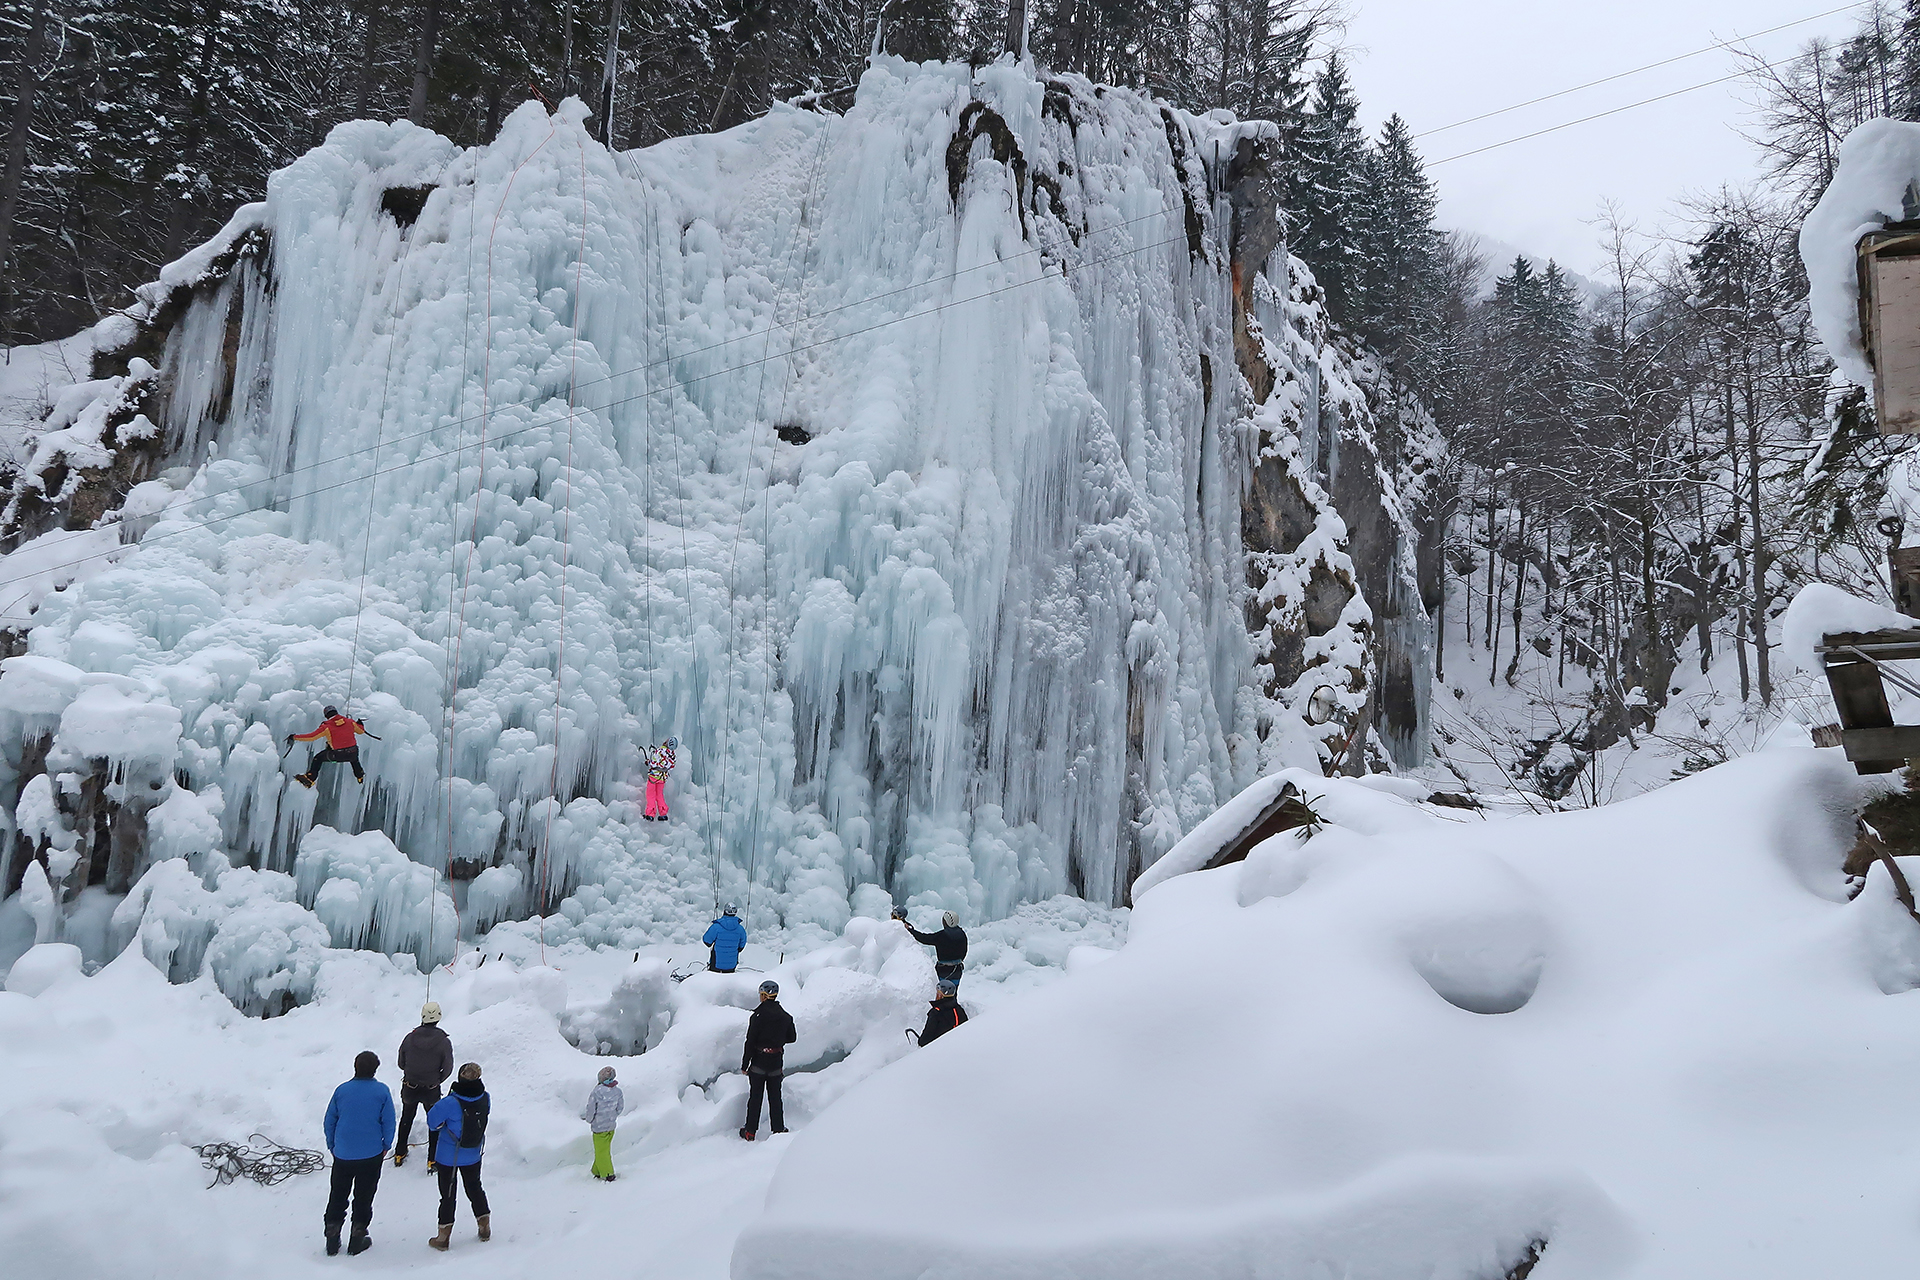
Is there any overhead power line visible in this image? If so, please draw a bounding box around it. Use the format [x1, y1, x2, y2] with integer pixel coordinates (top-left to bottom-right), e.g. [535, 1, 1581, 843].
[1417, 2, 1866, 140]
[1428, 53, 1797, 168]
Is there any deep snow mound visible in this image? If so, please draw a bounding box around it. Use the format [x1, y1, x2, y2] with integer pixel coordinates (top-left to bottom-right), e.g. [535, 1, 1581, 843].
[733, 748, 1920, 1278]
[0, 58, 1439, 977]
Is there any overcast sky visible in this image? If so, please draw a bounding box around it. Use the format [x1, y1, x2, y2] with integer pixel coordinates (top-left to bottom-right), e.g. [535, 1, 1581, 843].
[1341, 0, 1871, 274]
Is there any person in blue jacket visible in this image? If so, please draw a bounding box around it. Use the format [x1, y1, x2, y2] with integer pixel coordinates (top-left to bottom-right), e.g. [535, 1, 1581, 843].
[426, 1062, 492, 1251]
[322, 1050, 395, 1257]
[703, 903, 747, 973]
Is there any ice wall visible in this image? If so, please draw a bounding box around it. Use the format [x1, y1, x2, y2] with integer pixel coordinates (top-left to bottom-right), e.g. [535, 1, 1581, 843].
[0, 58, 1437, 974]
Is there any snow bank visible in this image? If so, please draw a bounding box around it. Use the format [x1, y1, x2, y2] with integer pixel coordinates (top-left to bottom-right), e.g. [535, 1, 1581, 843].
[736, 748, 1920, 1279]
[1801, 117, 1920, 386]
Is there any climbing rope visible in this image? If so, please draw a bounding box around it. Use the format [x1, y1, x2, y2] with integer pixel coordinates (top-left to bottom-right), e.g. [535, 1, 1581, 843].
[532, 132, 592, 964]
[193, 1134, 324, 1188]
[738, 124, 832, 930]
[438, 114, 560, 981]
[717, 123, 831, 930]
[0, 221, 1196, 602]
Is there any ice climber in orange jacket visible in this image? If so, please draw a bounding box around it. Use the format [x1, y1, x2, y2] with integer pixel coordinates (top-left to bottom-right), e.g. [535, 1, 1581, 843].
[288, 705, 372, 788]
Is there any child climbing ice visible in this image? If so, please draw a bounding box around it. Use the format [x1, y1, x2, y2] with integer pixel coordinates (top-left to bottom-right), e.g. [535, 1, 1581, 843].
[642, 737, 678, 820]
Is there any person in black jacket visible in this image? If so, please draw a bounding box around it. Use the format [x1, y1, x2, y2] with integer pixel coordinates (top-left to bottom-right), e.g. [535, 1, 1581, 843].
[739, 980, 796, 1140]
[395, 1002, 453, 1168]
[917, 979, 968, 1046]
[896, 908, 967, 989]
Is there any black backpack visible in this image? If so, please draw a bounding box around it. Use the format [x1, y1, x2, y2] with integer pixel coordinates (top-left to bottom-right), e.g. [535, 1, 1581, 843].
[456, 1094, 489, 1149]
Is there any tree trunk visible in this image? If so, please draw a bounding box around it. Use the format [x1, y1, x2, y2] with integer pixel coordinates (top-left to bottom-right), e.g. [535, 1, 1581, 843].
[1723, 382, 1750, 701]
[0, 0, 49, 284]
[163, 0, 229, 263]
[559, 0, 577, 99]
[1006, 0, 1028, 57]
[1745, 379, 1772, 705]
[598, 0, 624, 146]
[1483, 494, 1496, 648]
[409, 0, 441, 125]
[1506, 501, 1527, 685]
[355, 4, 381, 119]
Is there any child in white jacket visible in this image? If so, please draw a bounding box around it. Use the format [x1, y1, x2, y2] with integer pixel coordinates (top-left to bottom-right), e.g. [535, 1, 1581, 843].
[581, 1066, 625, 1181]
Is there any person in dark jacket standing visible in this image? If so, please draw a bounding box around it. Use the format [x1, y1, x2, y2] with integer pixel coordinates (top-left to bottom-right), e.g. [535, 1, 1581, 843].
[916, 979, 969, 1046]
[897, 908, 967, 989]
[739, 979, 796, 1140]
[395, 1001, 452, 1168]
[322, 1050, 395, 1257]
[425, 1063, 491, 1250]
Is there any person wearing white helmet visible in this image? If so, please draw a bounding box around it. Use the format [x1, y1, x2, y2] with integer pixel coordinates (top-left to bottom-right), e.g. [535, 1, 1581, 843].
[394, 1002, 452, 1169]
[704, 903, 747, 973]
[894, 907, 968, 990]
[641, 736, 679, 821]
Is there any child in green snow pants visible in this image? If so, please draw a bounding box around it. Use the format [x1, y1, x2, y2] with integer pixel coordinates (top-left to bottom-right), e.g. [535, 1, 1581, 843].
[591, 1130, 615, 1179]
[582, 1067, 624, 1181]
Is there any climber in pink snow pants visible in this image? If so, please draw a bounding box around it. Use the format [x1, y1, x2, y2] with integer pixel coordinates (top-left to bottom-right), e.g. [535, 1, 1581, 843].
[642, 737, 677, 821]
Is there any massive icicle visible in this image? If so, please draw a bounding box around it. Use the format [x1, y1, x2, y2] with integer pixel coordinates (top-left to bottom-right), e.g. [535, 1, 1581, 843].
[0, 60, 1439, 988]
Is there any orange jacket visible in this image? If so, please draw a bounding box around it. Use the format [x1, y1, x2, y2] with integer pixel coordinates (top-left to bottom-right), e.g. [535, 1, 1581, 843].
[295, 715, 365, 750]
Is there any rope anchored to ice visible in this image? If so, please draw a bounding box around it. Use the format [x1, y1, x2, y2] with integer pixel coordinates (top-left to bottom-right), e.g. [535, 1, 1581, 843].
[191, 1134, 325, 1188]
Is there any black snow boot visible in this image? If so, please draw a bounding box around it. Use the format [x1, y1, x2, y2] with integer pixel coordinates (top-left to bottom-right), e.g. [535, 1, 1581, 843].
[325, 1222, 342, 1256]
[739, 1128, 755, 1141]
[347, 1229, 372, 1256]
[295, 773, 316, 789]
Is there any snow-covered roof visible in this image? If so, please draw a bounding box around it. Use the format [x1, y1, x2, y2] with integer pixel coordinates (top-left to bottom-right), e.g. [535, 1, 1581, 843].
[1800, 118, 1920, 388]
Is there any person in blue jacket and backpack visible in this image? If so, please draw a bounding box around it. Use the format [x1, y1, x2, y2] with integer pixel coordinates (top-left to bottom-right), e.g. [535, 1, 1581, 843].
[425, 1062, 491, 1251]
[322, 1050, 395, 1257]
[704, 903, 747, 973]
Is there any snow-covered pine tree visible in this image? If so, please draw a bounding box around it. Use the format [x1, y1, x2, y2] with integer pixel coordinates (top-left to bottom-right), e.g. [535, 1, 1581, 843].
[1357, 112, 1441, 375]
[1288, 51, 1366, 326]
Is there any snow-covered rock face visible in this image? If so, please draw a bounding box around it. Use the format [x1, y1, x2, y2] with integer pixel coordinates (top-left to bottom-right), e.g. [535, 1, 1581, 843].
[0, 60, 1434, 975]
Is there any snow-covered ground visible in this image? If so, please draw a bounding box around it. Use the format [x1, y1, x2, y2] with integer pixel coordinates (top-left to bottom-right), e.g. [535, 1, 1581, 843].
[9, 748, 1919, 1278]
[738, 749, 1920, 1279]
[0, 897, 1123, 1279]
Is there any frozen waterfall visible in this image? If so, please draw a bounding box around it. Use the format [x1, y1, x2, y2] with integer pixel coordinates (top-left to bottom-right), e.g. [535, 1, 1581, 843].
[0, 58, 1439, 991]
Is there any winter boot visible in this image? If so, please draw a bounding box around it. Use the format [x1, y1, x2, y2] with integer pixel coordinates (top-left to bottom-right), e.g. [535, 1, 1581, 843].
[739, 1128, 755, 1141]
[324, 1222, 342, 1257]
[347, 1228, 372, 1256]
[295, 773, 315, 789]
[428, 1225, 452, 1252]
[392, 1147, 406, 1168]
[476, 1215, 490, 1243]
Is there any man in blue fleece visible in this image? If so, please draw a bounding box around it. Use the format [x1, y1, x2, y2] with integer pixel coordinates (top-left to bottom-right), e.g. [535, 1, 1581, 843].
[322, 1049, 395, 1257]
[703, 903, 747, 973]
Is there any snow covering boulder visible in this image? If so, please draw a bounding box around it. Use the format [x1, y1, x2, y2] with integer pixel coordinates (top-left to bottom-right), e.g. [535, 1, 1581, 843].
[3, 942, 84, 996]
[735, 750, 1919, 1279]
[111, 858, 335, 1012]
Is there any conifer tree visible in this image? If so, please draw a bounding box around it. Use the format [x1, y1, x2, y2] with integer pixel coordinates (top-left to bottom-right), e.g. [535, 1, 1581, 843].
[1289, 51, 1367, 326]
